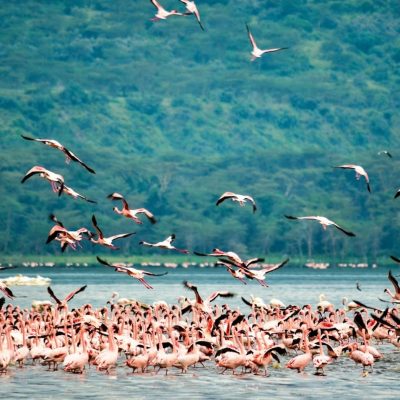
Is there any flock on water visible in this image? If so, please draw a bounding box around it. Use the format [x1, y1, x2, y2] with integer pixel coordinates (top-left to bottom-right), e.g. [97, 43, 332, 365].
[2, 0, 400, 380]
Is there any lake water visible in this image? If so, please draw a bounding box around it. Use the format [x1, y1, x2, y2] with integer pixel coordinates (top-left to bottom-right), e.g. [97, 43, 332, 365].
[1, 264, 399, 399]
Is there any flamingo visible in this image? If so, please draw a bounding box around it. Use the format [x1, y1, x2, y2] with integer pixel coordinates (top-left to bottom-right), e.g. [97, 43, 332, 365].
[21, 135, 95, 173]
[139, 234, 189, 254]
[47, 285, 87, 309]
[107, 192, 156, 225]
[333, 164, 371, 193]
[286, 330, 313, 373]
[246, 23, 288, 61]
[180, 0, 204, 30]
[91, 215, 135, 250]
[383, 270, 400, 302]
[216, 192, 257, 213]
[96, 257, 168, 289]
[0, 281, 15, 299]
[312, 329, 333, 375]
[150, 0, 185, 21]
[95, 324, 118, 374]
[63, 327, 89, 373]
[285, 215, 356, 237]
[21, 166, 64, 195]
[378, 150, 392, 158]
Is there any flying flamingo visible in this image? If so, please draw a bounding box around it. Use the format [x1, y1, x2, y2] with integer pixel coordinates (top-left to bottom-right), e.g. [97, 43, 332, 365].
[382, 270, 400, 302]
[139, 234, 189, 254]
[21, 166, 64, 195]
[61, 185, 96, 203]
[239, 258, 289, 287]
[284, 215, 356, 237]
[47, 285, 87, 308]
[216, 192, 257, 213]
[96, 256, 168, 289]
[378, 150, 392, 158]
[246, 23, 288, 61]
[0, 281, 15, 299]
[150, 0, 185, 21]
[91, 215, 135, 250]
[107, 193, 156, 224]
[21, 135, 95, 173]
[333, 164, 371, 193]
[180, 0, 204, 30]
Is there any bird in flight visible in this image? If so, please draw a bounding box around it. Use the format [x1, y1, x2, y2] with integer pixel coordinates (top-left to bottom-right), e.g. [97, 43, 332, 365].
[216, 192, 257, 213]
[150, 0, 185, 21]
[378, 150, 392, 158]
[96, 256, 167, 289]
[90, 215, 135, 250]
[333, 164, 371, 193]
[107, 193, 156, 225]
[246, 23, 288, 61]
[139, 234, 189, 254]
[21, 135, 95, 174]
[284, 215, 356, 237]
[21, 166, 65, 195]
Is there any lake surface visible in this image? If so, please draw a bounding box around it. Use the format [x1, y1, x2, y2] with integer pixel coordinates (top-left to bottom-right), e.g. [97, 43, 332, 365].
[1, 264, 400, 399]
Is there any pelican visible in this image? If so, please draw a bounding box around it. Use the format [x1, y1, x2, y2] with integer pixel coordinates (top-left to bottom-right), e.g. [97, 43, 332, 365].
[21, 166, 64, 195]
[180, 0, 204, 30]
[139, 234, 189, 254]
[333, 164, 371, 193]
[91, 215, 135, 250]
[284, 215, 356, 237]
[246, 23, 288, 61]
[21, 135, 95, 173]
[150, 0, 184, 21]
[216, 192, 257, 213]
[96, 257, 167, 289]
[107, 193, 156, 224]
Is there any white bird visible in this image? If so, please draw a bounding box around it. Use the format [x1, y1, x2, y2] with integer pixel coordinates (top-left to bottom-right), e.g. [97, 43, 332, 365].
[246, 24, 288, 61]
[91, 215, 135, 250]
[61, 185, 96, 203]
[96, 257, 168, 289]
[139, 234, 189, 254]
[334, 164, 371, 193]
[180, 0, 204, 30]
[150, 0, 184, 21]
[21, 135, 95, 173]
[285, 215, 356, 237]
[216, 192, 257, 213]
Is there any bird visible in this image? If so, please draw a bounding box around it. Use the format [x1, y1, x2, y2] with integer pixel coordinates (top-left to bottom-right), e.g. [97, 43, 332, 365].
[0, 266, 17, 271]
[194, 248, 244, 265]
[107, 193, 156, 224]
[0, 281, 15, 299]
[90, 215, 135, 250]
[21, 166, 64, 195]
[96, 257, 168, 289]
[150, 0, 185, 21]
[333, 164, 371, 193]
[180, 0, 204, 30]
[378, 150, 392, 158]
[284, 215, 356, 237]
[383, 270, 400, 302]
[21, 135, 95, 173]
[61, 185, 97, 203]
[239, 258, 289, 287]
[246, 23, 288, 61]
[356, 282, 362, 291]
[393, 189, 400, 199]
[139, 234, 189, 254]
[47, 285, 87, 308]
[216, 192, 257, 213]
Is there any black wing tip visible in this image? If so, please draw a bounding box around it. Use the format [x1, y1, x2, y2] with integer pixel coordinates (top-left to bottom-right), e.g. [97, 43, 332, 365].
[390, 255, 400, 263]
[284, 215, 297, 220]
[394, 191, 400, 199]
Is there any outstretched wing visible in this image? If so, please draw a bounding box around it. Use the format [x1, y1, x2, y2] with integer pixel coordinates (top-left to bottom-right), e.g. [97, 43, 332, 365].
[107, 192, 129, 209]
[332, 223, 356, 237]
[390, 255, 400, 263]
[21, 166, 46, 183]
[246, 23, 257, 50]
[64, 285, 87, 302]
[216, 192, 236, 206]
[96, 256, 113, 268]
[136, 208, 157, 224]
[183, 280, 203, 304]
[91, 215, 103, 238]
[143, 271, 168, 277]
[47, 286, 61, 305]
[63, 148, 95, 174]
[388, 270, 400, 293]
[108, 232, 135, 241]
[261, 258, 290, 274]
[208, 291, 235, 303]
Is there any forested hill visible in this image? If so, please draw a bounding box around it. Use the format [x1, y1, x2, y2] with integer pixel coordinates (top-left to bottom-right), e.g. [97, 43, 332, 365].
[1, 0, 399, 261]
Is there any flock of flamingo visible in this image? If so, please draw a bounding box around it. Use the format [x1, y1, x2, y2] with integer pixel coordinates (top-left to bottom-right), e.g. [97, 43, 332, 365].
[1, 0, 400, 380]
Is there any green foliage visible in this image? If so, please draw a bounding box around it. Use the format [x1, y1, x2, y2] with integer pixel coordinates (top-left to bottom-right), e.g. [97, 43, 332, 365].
[0, 0, 399, 262]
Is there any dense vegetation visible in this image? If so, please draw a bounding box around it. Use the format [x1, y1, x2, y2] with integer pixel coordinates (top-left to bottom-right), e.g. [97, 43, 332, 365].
[1, 0, 399, 262]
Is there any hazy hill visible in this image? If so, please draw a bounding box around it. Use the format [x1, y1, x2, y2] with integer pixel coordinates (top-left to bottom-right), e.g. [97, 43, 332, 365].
[1, 0, 399, 261]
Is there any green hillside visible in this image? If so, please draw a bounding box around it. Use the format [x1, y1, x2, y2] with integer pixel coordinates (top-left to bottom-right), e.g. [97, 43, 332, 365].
[1, 0, 399, 261]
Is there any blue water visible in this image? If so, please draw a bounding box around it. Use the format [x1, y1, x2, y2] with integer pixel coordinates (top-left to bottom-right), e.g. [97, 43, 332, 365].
[1, 264, 400, 399]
